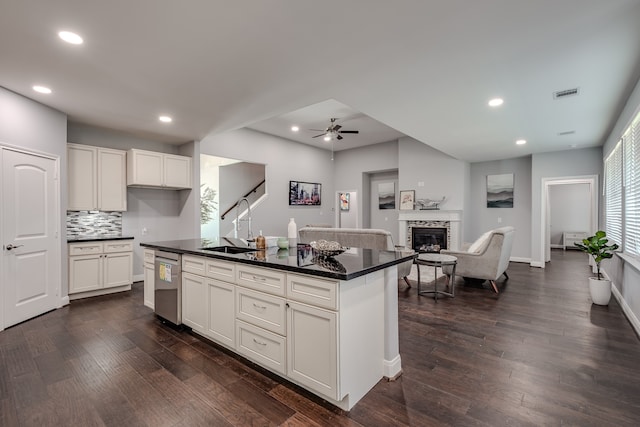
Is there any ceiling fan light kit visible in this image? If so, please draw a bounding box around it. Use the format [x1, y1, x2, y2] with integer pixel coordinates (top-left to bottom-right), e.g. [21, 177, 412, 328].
[311, 118, 359, 141]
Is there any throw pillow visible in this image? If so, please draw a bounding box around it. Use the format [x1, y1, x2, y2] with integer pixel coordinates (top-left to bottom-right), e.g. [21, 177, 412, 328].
[468, 230, 493, 253]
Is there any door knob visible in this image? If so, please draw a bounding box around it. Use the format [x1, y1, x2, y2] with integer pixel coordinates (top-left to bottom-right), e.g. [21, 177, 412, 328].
[5, 244, 23, 251]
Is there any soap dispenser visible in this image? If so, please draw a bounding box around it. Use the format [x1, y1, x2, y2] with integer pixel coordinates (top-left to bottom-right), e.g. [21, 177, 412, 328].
[256, 230, 266, 249]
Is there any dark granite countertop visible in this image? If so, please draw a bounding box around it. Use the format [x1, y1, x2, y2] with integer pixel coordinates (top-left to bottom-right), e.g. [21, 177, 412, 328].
[67, 236, 135, 243]
[141, 238, 416, 281]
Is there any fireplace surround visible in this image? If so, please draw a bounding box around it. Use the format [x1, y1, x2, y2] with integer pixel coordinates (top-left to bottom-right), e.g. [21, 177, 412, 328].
[398, 210, 462, 252]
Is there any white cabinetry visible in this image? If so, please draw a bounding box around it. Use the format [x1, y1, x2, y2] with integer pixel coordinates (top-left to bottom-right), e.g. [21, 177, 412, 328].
[68, 143, 127, 211]
[69, 240, 133, 298]
[182, 272, 208, 334]
[143, 249, 155, 309]
[127, 149, 192, 189]
[563, 231, 588, 250]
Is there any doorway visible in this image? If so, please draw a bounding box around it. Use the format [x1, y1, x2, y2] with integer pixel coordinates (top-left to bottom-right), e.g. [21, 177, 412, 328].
[1, 146, 62, 330]
[540, 175, 598, 266]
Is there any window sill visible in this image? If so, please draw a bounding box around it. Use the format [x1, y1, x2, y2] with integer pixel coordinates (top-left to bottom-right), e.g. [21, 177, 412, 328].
[616, 252, 640, 273]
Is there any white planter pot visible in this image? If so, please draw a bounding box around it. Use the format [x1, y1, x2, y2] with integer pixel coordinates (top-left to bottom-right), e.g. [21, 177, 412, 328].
[589, 277, 611, 306]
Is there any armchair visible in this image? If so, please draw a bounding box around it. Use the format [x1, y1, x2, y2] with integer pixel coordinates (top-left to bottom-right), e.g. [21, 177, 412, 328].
[440, 226, 514, 293]
[298, 227, 414, 287]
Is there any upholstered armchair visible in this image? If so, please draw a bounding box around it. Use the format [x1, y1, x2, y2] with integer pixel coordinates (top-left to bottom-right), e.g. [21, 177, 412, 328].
[440, 226, 515, 293]
[298, 227, 414, 287]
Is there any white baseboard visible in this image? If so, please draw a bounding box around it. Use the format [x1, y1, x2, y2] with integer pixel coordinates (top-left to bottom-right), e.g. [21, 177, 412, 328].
[59, 296, 70, 307]
[133, 273, 144, 282]
[510, 256, 531, 264]
[383, 355, 403, 380]
[611, 283, 640, 338]
[530, 260, 544, 268]
[550, 244, 564, 249]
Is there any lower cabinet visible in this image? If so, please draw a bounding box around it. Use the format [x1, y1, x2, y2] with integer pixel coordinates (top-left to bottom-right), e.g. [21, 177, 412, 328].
[207, 279, 235, 348]
[69, 240, 133, 297]
[143, 249, 155, 309]
[182, 272, 208, 334]
[287, 300, 338, 400]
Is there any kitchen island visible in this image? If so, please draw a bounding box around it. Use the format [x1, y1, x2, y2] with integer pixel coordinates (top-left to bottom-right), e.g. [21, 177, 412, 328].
[141, 238, 415, 410]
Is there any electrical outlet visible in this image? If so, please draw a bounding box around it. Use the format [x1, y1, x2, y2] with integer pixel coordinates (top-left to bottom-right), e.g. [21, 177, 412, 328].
[142, 227, 148, 235]
[418, 181, 425, 187]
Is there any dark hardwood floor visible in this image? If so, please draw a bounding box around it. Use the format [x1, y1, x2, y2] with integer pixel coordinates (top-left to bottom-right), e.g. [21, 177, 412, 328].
[2, 249, 640, 426]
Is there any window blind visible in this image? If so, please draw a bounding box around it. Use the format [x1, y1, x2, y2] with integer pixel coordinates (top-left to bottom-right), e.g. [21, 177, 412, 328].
[605, 141, 622, 246]
[624, 114, 640, 255]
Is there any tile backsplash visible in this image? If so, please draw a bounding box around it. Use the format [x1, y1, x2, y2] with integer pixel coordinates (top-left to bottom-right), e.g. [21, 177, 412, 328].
[67, 211, 122, 238]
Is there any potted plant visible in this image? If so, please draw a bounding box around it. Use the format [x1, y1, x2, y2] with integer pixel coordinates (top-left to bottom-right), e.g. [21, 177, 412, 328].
[574, 230, 619, 305]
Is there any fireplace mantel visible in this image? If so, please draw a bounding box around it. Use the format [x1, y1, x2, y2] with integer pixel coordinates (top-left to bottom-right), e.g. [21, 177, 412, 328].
[398, 210, 462, 251]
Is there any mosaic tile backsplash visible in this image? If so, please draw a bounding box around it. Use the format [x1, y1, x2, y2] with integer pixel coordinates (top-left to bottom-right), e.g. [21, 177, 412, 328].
[67, 211, 122, 238]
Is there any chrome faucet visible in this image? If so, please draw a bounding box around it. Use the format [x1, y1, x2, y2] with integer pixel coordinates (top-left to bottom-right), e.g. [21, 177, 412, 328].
[235, 197, 253, 241]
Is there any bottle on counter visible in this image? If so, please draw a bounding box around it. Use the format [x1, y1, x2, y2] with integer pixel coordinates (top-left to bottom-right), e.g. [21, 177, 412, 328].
[288, 218, 297, 248]
[256, 230, 266, 249]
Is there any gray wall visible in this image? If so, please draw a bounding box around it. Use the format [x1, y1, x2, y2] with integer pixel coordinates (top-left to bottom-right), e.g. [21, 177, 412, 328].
[199, 128, 335, 237]
[549, 183, 591, 246]
[601, 74, 640, 333]
[469, 156, 532, 260]
[67, 123, 197, 276]
[0, 87, 69, 294]
[530, 147, 603, 266]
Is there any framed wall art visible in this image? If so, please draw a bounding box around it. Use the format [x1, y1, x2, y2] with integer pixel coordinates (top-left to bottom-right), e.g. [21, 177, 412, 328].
[378, 182, 395, 209]
[487, 173, 514, 208]
[399, 190, 415, 210]
[339, 192, 350, 211]
[289, 180, 321, 205]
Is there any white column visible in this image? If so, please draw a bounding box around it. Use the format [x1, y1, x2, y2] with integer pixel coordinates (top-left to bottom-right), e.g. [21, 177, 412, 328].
[383, 265, 402, 379]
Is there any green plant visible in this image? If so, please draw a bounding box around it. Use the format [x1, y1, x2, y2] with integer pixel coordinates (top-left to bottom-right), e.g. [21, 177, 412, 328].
[574, 230, 619, 280]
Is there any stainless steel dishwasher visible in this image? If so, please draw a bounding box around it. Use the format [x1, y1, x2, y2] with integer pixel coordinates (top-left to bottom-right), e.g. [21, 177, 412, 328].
[154, 250, 182, 325]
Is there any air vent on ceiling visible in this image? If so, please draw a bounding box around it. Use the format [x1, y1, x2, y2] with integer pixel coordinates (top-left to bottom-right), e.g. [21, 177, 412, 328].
[557, 130, 576, 136]
[553, 88, 580, 99]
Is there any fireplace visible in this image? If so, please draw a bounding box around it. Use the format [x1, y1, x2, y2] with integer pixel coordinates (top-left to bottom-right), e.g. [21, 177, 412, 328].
[411, 227, 448, 253]
[399, 210, 462, 252]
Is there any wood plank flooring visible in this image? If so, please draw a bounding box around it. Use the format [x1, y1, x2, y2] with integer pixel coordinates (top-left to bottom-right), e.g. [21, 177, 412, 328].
[2, 249, 640, 426]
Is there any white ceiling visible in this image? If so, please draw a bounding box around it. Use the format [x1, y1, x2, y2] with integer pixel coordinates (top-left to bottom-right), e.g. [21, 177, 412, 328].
[1, 1, 640, 162]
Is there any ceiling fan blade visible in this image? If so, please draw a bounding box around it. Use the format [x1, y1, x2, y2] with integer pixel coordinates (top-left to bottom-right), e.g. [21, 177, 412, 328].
[312, 133, 326, 138]
[333, 124, 342, 131]
[338, 130, 359, 134]
[337, 135, 343, 140]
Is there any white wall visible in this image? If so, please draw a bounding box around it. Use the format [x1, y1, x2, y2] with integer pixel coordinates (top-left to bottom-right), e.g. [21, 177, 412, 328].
[549, 183, 591, 246]
[469, 156, 532, 260]
[530, 147, 602, 266]
[0, 87, 69, 294]
[219, 161, 265, 238]
[199, 128, 335, 237]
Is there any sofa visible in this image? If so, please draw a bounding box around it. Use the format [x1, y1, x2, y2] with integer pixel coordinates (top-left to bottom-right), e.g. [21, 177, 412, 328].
[440, 226, 514, 293]
[298, 227, 414, 286]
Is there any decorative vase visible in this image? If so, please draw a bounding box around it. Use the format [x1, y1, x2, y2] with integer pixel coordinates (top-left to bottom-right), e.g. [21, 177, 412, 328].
[589, 277, 612, 305]
[288, 218, 297, 248]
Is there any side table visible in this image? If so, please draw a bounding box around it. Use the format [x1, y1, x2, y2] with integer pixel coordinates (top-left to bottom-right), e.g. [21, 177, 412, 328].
[415, 253, 457, 301]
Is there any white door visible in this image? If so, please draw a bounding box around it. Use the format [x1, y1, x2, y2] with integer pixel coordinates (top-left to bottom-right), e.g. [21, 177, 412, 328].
[2, 148, 60, 329]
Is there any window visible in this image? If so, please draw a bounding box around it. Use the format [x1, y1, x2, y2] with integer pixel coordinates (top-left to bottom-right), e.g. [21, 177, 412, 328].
[604, 142, 622, 246]
[606, 109, 640, 256]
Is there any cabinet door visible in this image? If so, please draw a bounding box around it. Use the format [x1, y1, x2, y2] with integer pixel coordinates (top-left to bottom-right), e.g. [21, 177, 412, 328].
[103, 252, 133, 288]
[182, 272, 207, 334]
[69, 254, 102, 293]
[144, 262, 155, 309]
[127, 149, 163, 186]
[163, 154, 192, 189]
[98, 148, 127, 211]
[287, 301, 338, 400]
[207, 279, 235, 348]
[67, 144, 97, 210]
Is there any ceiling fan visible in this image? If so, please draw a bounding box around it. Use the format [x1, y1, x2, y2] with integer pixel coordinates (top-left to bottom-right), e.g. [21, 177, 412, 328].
[311, 118, 359, 141]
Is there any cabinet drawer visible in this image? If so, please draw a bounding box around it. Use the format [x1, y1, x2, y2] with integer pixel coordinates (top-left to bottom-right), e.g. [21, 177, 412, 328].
[236, 265, 286, 296]
[69, 242, 103, 256]
[104, 240, 133, 253]
[236, 320, 286, 375]
[236, 287, 286, 335]
[206, 258, 236, 283]
[143, 249, 155, 264]
[182, 255, 207, 275]
[287, 273, 338, 310]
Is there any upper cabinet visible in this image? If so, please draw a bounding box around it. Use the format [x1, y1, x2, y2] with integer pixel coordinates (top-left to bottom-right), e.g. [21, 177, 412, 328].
[127, 149, 192, 189]
[68, 143, 127, 211]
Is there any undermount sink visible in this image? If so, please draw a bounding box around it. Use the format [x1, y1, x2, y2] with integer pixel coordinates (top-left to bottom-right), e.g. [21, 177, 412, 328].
[200, 246, 256, 254]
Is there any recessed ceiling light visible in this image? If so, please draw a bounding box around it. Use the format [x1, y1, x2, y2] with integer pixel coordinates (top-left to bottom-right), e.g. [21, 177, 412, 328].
[291, 125, 299, 132]
[516, 139, 527, 145]
[58, 31, 83, 45]
[158, 115, 172, 123]
[33, 85, 52, 94]
[488, 98, 504, 107]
